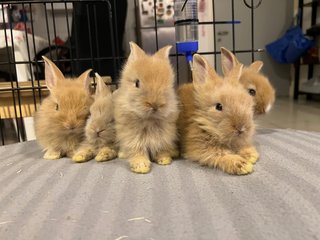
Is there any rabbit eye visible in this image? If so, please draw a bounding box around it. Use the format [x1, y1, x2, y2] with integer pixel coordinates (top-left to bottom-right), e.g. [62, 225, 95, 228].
[55, 104, 59, 111]
[249, 89, 256, 96]
[215, 103, 223, 111]
[135, 79, 140, 88]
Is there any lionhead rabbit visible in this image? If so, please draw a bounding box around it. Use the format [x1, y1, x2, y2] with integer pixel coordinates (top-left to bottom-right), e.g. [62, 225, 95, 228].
[114, 42, 179, 174]
[221, 47, 275, 115]
[178, 54, 259, 175]
[72, 73, 117, 163]
[34, 56, 93, 160]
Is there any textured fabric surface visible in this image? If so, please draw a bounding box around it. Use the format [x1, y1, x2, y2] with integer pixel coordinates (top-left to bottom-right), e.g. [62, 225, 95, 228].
[0, 128, 319, 240]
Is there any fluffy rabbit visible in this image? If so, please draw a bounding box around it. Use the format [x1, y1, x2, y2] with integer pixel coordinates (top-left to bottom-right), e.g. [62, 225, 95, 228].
[72, 73, 117, 163]
[34, 56, 93, 160]
[114, 42, 179, 174]
[178, 54, 259, 175]
[221, 47, 275, 115]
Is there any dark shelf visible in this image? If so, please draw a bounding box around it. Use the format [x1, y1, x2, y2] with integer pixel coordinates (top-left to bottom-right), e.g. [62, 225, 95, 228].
[295, 0, 319, 100]
[299, 91, 320, 95]
[306, 24, 320, 36]
[300, 62, 320, 65]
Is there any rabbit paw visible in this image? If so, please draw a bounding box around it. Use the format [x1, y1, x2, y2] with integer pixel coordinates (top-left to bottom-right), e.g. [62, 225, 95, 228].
[129, 156, 151, 174]
[72, 152, 93, 163]
[239, 146, 259, 164]
[95, 147, 117, 162]
[220, 154, 254, 175]
[155, 156, 172, 165]
[43, 150, 61, 160]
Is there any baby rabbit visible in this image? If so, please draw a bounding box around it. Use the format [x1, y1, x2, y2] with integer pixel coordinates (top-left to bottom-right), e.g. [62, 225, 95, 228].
[178, 54, 258, 175]
[221, 47, 275, 115]
[34, 56, 93, 160]
[72, 73, 117, 163]
[114, 42, 179, 174]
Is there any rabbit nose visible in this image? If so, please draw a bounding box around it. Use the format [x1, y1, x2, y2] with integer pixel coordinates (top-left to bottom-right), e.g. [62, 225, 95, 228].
[236, 126, 246, 135]
[151, 106, 158, 112]
[96, 129, 105, 137]
[64, 123, 76, 130]
[146, 102, 158, 112]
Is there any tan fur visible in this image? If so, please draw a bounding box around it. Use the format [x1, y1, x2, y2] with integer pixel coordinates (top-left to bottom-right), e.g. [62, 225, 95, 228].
[34, 56, 93, 159]
[221, 47, 275, 115]
[72, 73, 117, 162]
[178, 54, 258, 175]
[114, 42, 179, 173]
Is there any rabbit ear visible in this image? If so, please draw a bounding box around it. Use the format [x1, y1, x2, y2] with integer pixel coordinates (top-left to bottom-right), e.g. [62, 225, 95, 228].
[220, 47, 240, 75]
[78, 69, 92, 95]
[154, 45, 172, 59]
[249, 60, 263, 73]
[95, 72, 111, 96]
[226, 64, 244, 83]
[192, 54, 217, 86]
[42, 56, 65, 91]
[128, 41, 146, 62]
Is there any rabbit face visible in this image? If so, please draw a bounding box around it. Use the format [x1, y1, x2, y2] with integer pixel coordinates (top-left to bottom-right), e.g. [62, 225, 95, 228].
[240, 69, 275, 115]
[192, 54, 255, 148]
[220, 47, 275, 115]
[195, 80, 254, 145]
[85, 97, 115, 144]
[51, 91, 91, 134]
[118, 42, 177, 120]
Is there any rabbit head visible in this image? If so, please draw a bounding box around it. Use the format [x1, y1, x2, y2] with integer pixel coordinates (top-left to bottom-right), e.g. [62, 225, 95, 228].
[34, 56, 93, 154]
[85, 73, 115, 146]
[118, 42, 177, 120]
[192, 54, 255, 148]
[221, 47, 275, 115]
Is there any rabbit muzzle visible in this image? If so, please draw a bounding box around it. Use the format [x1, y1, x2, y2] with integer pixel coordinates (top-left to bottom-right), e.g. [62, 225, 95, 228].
[144, 101, 166, 113]
[96, 129, 105, 137]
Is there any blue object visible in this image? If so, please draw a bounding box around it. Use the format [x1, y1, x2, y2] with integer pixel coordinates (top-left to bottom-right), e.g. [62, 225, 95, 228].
[176, 41, 199, 66]
[266, 26, 314, 64]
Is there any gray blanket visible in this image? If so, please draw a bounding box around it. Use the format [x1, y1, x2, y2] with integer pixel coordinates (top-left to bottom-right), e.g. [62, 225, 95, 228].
[0, 128, 319, 240]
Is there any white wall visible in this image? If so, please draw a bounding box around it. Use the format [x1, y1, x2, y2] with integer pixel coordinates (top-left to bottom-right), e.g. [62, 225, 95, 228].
[32, 3, 73, 43]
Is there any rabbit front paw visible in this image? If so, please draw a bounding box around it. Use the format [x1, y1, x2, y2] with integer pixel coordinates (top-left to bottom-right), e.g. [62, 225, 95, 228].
[155, 153, 172, 165]
[95, 147, 117, 162]
[129, 156, 151, 174]
[72, 151, 94, 163]
[43, 150, 62, 160]
[239, 146, 259, 164]
[219, 154, 254, 175]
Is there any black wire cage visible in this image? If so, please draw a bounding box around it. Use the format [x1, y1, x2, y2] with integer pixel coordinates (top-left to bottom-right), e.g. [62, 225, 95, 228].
[0, 0, 262, 145]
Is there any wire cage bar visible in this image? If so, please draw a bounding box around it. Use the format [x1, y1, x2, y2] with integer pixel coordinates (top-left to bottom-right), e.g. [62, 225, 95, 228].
[0, 0, 262, 145]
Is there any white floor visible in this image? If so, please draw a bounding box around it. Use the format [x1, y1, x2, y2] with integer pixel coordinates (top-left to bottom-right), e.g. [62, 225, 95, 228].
[256, 97, 320, 132]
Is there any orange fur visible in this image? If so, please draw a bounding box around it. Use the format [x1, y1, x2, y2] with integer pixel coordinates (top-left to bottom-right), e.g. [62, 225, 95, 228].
[34, 56, 93, 159]
[178, 54, 258, 175]
[240, 66, 275, 115]
[114, 42, 179, 173]
[221, 47, 275, 115]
